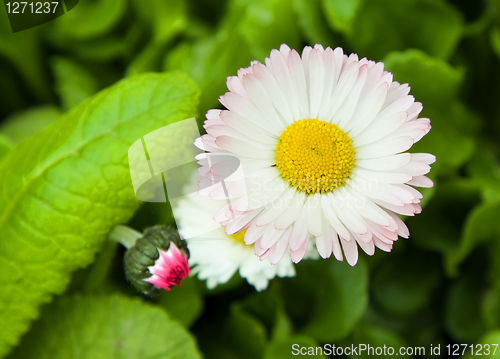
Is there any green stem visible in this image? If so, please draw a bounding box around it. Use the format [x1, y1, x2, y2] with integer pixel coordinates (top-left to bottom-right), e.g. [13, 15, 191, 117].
[108, 225, 142, 249]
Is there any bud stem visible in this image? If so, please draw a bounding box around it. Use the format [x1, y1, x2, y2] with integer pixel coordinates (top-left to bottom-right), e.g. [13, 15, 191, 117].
[108, 225, 142, 249]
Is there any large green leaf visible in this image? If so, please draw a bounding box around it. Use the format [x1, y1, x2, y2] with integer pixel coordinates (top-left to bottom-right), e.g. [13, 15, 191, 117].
[0, 105, 61, 145]
[8, 295, 201, 359]
[0, 72, 199, 357]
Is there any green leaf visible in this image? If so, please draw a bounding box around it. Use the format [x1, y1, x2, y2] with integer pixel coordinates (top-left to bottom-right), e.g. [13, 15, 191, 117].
[239, 290, 293, 340]
[445, 272, 487, 342]
[408, 179, 480, 262]
[130, 0, 187, 43]
[322, 0, 364, 35]
[293, 0, 339, 45]
[165, 0, 301, 114]
[155, 277, 204, 328]
[384, 49, 479, 173]
[51, 57, 99, 110]
[348, 0, 463, 60]
[277, 259, 368, 342]
[383, 49, 463, 105]
[466, 145, 500, 203]
[343, 325, 406, 358]
[197, 303, 267, 359]
[446, 199, 500, 274]
[51, 0, 127, 41]
[126, 0, 188, 77]
[490, 27, 500, 59]
[0, 105, 61, 145]
[0, 72, 199, 357]
[8, 295, 201, 359]
[265, 336, 327, 358]
[372, 253, 441, 316]
[0, 135, 14, 163]
[0, 23, 49, 102]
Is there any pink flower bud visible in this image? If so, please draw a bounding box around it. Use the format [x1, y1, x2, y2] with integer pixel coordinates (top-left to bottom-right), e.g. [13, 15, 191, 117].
[144, 243, 190, 291]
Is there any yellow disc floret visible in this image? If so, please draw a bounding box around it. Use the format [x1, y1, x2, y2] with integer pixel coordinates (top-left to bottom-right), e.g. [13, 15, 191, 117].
[275, 119, 355, 194]
[230, 229, 247, 244]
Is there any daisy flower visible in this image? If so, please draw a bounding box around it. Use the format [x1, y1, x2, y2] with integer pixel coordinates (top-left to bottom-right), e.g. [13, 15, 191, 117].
[195, 44, 434, 266]
[175, 174, 317, 291]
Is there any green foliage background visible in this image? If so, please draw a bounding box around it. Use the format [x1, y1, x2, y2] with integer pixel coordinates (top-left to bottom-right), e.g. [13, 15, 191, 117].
[0, 0, 499, 357]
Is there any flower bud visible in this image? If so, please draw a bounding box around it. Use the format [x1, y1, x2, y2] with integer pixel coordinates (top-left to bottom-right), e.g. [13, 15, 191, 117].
[124, 225, 189, 296]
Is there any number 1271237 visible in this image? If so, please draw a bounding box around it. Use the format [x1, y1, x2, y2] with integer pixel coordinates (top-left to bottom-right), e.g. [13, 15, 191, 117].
[5, 2, 59, 14]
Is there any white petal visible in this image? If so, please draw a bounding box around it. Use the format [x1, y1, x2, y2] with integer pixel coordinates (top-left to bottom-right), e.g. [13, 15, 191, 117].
[274, 191, 307, 230]
[242, 73, 287, 129]
[352, 168, 412, 185]
[330, 226, 343, 261]
[255, 189, 295, 226]
[321, 194, 351, 240]
[225, 209, 262, 235]
[316, 220, 333, 259]
[407, 175, 434, 188]
[340, 236, 358, 266]
[412, 153, 436, 164]
[336, 64, 368, 128]
[385, 210, 410, 238]
[354, 233, 375, 255]
[353, 111, 407, 147]
[373, 236, 393, 252]
[269, 226, 292, 264]
[290, 236, 309, 263]
[252, 62, 295, 123]
[220, 92, 279, 135]
[306, 194, 322, 237]
[216, 136, 275, 159]
[327, 192, 368, 235]
[289, 208, 309, 251]
[288, 49, 309, 118]
[327, 61, 360, 123]
[355, 136, 414, 159]
[266, 49, 301, 120]
[260, 225, 286, 249]
[356, 153, 412, 171]
[220, 110, 277, 145]
[244, 223, 267, 244]
[308, 48, 325, 119]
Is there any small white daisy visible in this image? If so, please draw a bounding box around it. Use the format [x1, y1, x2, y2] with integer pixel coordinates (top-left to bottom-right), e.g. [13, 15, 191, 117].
[195, 44, 435, 266]
[175, 175, 316, 291]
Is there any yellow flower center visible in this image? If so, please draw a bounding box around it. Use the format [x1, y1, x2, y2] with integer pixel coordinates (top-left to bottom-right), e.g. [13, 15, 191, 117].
[229, 229, 247, 244]
[275, 119, 355, 194]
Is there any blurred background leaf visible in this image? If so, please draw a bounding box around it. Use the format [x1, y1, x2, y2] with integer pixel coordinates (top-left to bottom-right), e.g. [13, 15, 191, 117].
[7, 295, 201, 359]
